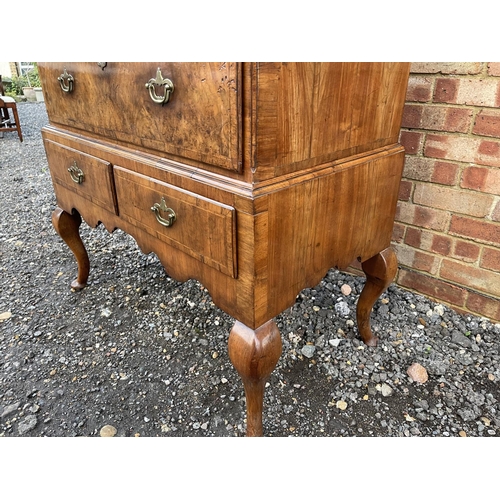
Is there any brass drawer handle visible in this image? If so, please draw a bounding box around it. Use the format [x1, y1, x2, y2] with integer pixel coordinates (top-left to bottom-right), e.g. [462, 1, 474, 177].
[68, 162, 84, 184]
[151, 197, 176, 227]
[58, 69, 74, 93]
[145, 68, 174, 105]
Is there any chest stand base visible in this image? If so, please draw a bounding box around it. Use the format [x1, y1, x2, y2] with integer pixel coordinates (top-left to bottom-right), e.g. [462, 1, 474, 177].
[52, 205, 399, 436]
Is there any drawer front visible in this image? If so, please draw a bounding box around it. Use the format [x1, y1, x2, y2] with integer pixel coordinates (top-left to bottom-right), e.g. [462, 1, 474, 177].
[38, 62, 241, 172]
[43, 138, 118, 214]
[114, 166, 237, 278]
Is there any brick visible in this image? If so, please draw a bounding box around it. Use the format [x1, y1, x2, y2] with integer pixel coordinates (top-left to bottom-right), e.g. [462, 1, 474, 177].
[425, 134, 500, 167]
[453, 240, 480, 262]
[492, 200, 500, 222]
[402, 104, 472, 133]
[480, 247, 500, 272]
[440, 258, 500, 296]
[411, 63, 483, 75]
[398, 180, 412, 201]
[434, 77, 500, 107]
[478, 139, 500, 158]
[392, 222, 405, 243]
[403, 156, 458, 185]
[399, 130, 423, 155]
[488, 63, 500, 77]
[405, 76, 433, 102]
[413, 183, 494, 217]
[404, 227, 422, 248]
[434, 78, 459, 103]
[457, 79, 500, 107]
[404, 226, 452, 256]
[431, 234, 453, 256]
[421, 106, 472, 133]
[473, 109, 500, 139]
[450, 215, 500, 246]
[397, 268, 466, 306]
[461, 166, 500, 195]
[466, 292, 500, 321]
[394, 244, 439, 274]
[396, 201, 450, 231]
[402, 104, 423, 128]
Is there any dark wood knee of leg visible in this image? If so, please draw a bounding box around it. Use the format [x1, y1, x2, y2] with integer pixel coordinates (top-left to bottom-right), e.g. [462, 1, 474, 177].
[356, 247, 398, 346]
[228, 319, 282, 437]
[52, 207, 90, 290]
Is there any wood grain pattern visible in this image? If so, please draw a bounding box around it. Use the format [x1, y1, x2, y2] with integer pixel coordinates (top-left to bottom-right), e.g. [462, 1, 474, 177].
[253, 62, 410, 180]
[38, 63, 242, 171]
[44, 138, 118, 214]
[113, 166, 238, 278]
[39, 62, 411, 436]
[228, 320, 282, 436]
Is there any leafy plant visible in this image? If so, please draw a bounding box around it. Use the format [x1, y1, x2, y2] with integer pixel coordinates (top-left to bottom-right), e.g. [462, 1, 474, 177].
[9, 63, 42, 95]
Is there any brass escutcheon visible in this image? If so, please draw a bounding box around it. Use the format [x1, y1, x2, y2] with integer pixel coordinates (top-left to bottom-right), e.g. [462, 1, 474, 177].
[151, 197, 176, 227]
[145, 68, 174, 105]
[58, 68, 74, 93]
[68, 161, 84, 184]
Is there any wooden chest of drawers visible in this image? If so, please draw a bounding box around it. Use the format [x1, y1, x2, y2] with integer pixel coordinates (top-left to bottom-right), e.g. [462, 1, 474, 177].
[38, 62, 410, 436]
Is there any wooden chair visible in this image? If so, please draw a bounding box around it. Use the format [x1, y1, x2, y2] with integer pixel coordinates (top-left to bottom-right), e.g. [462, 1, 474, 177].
[0, 75, 23, 142]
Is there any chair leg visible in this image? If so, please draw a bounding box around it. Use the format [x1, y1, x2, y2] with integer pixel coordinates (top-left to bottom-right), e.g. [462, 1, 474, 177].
[10, 106, 23, 142]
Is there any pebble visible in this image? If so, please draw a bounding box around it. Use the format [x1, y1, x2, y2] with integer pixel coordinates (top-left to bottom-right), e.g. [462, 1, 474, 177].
[0, 311, 13, 321]
[18, 415, 37, 435]
[407, 363, 429, 383]
[341, 284, 352, 296]
[334, 301, 350, 317]
[301, 345, 316, 358]
[100, 425, 117, 437]
[380, 383, 393, 397]
[1, 402, 20, 418]
[336, 401, 348, 410]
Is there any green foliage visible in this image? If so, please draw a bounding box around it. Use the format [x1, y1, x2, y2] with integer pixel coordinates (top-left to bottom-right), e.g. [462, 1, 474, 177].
[8, 63, 42, 95]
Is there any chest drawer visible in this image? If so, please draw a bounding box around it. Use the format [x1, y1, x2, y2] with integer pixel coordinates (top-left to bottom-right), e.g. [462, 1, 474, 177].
[38, 62, 241, 172]
[43, 138, 118, 214]
[113, 166, 237, 278]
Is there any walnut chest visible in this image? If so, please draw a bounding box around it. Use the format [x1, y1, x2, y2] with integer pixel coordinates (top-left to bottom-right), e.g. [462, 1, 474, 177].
[38, 62, 410, 436]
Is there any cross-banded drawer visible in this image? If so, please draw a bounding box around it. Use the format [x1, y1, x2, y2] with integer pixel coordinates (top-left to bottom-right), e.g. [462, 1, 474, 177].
[113, 166, 237, 278]
[43, 138, 118, 214]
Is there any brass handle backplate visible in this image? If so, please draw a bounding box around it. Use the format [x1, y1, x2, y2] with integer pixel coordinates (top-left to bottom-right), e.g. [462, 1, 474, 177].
[58, 69, 74, 93]
[145, 68, 174, 105]
[68, 162, 84, 184]
[151, 197, 176, 227]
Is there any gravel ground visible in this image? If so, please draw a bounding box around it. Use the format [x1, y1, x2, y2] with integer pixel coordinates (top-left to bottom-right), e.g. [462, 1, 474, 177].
[1, 102, 500, 441]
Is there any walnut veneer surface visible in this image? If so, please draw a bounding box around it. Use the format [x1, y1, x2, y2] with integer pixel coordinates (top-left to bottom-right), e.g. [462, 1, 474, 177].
[38, 62, 410, 436]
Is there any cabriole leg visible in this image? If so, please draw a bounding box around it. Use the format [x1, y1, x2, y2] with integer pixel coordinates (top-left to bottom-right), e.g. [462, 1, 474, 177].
[52, 207, 90, 290]
[356, 246, 398, 347]
[228, 319, 282, 437]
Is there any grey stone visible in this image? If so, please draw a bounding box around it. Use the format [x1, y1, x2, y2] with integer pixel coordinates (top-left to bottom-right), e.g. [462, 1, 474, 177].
[1, 402, 20, 418]
[301, 345, 316, 358]
[18, 415, 37, 435]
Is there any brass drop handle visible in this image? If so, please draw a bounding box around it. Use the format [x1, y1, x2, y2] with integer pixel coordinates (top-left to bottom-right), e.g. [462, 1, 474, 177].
[58, 69, 74, 93]
[68, 161, 84, 184]
[145, 68, 174, 105]
[151, 197, 176, 227]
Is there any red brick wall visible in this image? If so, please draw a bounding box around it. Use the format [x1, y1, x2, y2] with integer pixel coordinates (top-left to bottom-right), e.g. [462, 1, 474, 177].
[395, 62, 500, 322]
